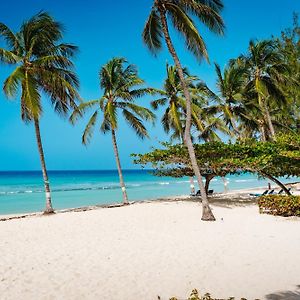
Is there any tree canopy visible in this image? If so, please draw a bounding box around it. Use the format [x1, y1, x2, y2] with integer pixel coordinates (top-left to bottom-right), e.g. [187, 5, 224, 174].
[132, 134, 300, 194]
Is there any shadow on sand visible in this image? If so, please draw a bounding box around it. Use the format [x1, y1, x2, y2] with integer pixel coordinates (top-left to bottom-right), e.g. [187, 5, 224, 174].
[265, 285, 300, 300]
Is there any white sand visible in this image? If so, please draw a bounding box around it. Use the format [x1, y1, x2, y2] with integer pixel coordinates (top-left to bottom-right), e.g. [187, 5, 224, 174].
[0, 201, 300, 300]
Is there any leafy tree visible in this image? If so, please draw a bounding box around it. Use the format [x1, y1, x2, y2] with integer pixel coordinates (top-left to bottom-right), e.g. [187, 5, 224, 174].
[152, 64, 225, 193]
[133, 133, 300, 196]
[71, 58, 155, 204]
[274, 13, 300, 132]
[0, 12, 79, 213]
[143, 0, 225, 221]
[239, 40, 289, 140]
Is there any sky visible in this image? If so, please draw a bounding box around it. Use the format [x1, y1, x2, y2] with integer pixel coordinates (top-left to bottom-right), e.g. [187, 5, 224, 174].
[0, 0, 299, 171]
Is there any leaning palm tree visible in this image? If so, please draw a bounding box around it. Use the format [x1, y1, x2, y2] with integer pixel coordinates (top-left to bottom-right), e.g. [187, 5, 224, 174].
[0, 12, 79, 213]
[71, 58, 155, 204]
[143, 0, 225, 220]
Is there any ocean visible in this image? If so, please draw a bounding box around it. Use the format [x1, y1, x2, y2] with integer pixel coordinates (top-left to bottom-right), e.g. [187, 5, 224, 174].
[0, 170, 297, 215]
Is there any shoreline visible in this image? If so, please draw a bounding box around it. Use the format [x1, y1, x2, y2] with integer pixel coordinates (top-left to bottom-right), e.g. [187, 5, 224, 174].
[2, 182, 299, 221]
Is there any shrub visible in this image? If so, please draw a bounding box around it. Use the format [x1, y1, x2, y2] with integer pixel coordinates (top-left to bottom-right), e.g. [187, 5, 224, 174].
[258, 195, 300, 217]
[158, 289, 259, 300]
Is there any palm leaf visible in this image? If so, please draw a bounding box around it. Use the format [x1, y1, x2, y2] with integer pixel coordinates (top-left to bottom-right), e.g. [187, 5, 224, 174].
[142, 9, 163, 54]
[82, 111, 98, 145]
[167, 2, 208, 61]
[122, 109, 148, 139]
[3, 66, 24, 98]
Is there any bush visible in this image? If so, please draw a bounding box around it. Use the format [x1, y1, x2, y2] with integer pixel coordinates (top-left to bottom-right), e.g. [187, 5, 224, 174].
[158, 289, 259, 300]
[258, 195, 300, 217]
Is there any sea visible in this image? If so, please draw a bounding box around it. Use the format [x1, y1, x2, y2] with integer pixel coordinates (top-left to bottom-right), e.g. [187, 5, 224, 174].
[0, 170, 297, 215]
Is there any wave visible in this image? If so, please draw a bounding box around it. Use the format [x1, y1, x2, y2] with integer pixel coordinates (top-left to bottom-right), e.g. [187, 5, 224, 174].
[235, 179, 255, 182]
[0, 180, 182, 196]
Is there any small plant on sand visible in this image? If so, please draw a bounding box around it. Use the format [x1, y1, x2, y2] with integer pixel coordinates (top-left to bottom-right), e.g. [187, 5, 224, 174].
[158, 288, 260, 300]
[258, 195, 300, 217]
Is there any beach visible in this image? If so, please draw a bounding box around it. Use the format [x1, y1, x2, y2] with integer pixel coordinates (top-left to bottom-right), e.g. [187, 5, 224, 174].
[0, 200, 299, 300]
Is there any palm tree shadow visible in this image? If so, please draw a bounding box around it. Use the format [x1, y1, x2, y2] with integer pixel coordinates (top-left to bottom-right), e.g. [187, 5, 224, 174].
[265, 286, 300, 300]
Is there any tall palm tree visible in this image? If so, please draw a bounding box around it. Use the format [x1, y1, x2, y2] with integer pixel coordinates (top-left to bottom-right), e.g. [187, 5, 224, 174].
[0, 12, 79, 213]
[143, 0, 224, 220]
[240, 40, 289, 140]
[71, 58, 155, 204]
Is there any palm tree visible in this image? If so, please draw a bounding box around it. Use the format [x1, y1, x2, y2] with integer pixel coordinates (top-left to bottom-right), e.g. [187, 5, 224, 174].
[143, 0, 224, 220]
[153, 64, 228, 194]
[240, 40, 289, 140]
[71, 58, 155, 204]
[151, 64, 197, 140]
[199, 62, 247, 138]
[152, 64, 199, 194]
[0, 12, 79, 213]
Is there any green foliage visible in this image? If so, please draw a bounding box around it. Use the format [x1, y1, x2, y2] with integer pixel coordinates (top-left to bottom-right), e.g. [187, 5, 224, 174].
[132, 133, 300, 181]
[273, 13, 300, 131]
[258, 195, 300, 217]
[161, 289, 259, 300]
[143, 0, 224, 61]
[152, 63, 227, 143]
[0, 12, 80, 122]
[70, 57, 155, 144]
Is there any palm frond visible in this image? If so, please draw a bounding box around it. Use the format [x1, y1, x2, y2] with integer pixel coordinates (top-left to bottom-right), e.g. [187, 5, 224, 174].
[3, 66, 24, 98]
[69, 100, 99, 124]
[122, 109, 148, 139]
[151, 97, 168, 109]
[21, 72, 41, 121]
[0, 22, 20, 51]
[167, 3, 208, 61]
[142, 9, 163, 54]
[182, 0, 225, 35]
[82, 111, 98, 145]
[0, 48, 21, 64]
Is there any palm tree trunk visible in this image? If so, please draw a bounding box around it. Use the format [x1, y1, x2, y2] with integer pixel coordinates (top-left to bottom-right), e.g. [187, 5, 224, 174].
[264, 103, 276, 139]
[230, 117, 240, 137]
[260, 172, 291, 195]
[227, 105, 240, 137]
[159, 8, 215, 221]
[34, 118, 54, 214]
[204, 174, 215, 195]
[111, 129, 129, 204]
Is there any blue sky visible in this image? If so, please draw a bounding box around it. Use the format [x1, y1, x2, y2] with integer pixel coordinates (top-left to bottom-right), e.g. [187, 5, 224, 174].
[0, 0, 299, 170]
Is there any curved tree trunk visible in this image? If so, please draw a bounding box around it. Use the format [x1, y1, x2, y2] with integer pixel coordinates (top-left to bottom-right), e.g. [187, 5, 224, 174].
[260, 172, 291, 195]
[34, 118, 54, 214]
[111, 129, 129, 204]
[204, 174, 215, 195]
[159, 8, 215, 221]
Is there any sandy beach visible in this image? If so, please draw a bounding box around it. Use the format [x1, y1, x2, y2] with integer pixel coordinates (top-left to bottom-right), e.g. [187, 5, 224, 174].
[0, 200, 300, 300]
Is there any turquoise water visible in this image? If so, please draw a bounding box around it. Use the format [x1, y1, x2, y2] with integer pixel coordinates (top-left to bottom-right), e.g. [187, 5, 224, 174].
[0, 170, 297, 215]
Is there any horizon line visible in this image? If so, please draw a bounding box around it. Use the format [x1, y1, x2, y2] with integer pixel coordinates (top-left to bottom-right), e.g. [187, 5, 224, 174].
[0, 168, 153, 172]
